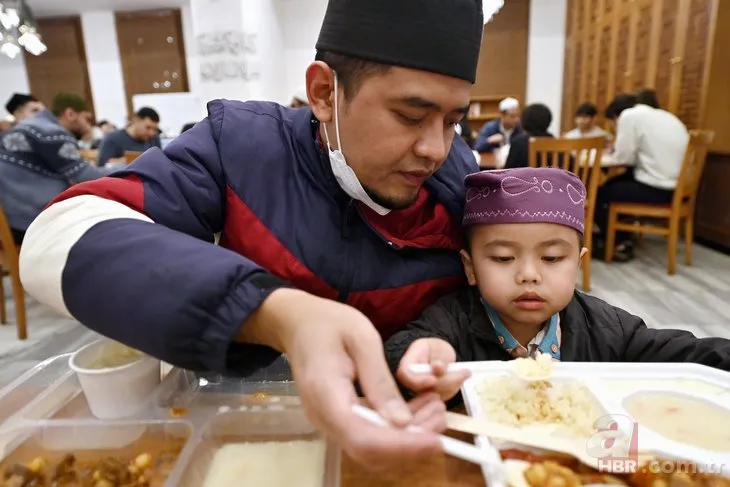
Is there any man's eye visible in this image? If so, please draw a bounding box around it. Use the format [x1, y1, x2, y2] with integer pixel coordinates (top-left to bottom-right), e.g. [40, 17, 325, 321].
[397, 113, 423, 125]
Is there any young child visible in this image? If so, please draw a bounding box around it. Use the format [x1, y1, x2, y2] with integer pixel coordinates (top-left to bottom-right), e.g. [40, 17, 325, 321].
[384, 167, 730, 403]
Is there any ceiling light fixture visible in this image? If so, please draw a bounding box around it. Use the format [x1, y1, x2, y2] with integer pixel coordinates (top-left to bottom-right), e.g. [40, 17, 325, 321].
[0, 0, 46, 59]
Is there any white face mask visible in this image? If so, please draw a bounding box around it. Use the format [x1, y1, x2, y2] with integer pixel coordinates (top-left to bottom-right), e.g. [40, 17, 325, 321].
[323, 73, 391, 216]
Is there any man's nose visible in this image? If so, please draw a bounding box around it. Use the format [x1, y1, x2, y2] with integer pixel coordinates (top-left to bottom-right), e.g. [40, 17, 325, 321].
[413, 121, 449, 163]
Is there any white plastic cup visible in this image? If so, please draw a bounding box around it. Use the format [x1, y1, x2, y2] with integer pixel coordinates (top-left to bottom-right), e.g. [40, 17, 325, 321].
[69, 338, 161, 419]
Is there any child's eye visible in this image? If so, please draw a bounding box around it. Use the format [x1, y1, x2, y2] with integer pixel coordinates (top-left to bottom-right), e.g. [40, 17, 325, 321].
[490, 256, 514, 263]
[542, 256, 565, 263]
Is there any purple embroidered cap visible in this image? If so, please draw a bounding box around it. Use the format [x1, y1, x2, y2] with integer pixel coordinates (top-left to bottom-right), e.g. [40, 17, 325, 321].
[463, 167, 586, 235]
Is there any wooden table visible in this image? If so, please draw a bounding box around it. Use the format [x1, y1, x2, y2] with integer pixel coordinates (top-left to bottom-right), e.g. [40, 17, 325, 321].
[342, 430, 485, 486]
[478, 151, 497, 170]
[341, 404, 486, 486]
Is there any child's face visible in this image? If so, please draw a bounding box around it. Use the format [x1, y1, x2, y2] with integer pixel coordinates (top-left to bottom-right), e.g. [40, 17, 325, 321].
[461, 223, 587, 329]
[575, 115, 594, 132]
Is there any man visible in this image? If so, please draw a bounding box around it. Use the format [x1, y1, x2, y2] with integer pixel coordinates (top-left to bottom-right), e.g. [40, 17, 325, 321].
[19, 0, 483, 469]
[635, 88, 660, 108]
[97, 107, 161, 166]
[595, 93, 689, 261]
[473, 96, 523, 152]
[564, 102, 611, 142]
[5, 93, 44, 123]
[0, 93, 119, 245]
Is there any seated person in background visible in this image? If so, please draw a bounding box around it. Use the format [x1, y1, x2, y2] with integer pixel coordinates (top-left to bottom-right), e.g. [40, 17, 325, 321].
[0, 92, 120, 245]
[595, 93, 689, 262]
[97, 107, 161, 167]
[504, 103, 554, 169]
[635, 88, 660, 108]
[290, 87, 309, 108]
[89, 120, 118, 149]
[564, 102, 612, 145]
[5, 93, 44, 123]
[474, 97, 523, 153]
[456, 118, 476, 147]
[385, 168, 730, 404]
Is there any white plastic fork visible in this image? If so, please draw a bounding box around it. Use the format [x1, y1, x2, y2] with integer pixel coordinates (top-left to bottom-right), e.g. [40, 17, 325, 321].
[351, 404, 508, 487]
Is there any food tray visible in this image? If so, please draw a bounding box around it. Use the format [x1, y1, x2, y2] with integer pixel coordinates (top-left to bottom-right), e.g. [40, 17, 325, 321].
[0, 354, 340, 486]
[460, 361, 730, 486]
[0, 354, 72, 424]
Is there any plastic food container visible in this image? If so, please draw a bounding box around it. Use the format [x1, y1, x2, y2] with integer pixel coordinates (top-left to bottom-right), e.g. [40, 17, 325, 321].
[0, 419, 192, 486]
[172, 408, 340, 487]
[460, 361, 730, 485]
[0, 355, 71, 425]
[69, 339, 161, 419]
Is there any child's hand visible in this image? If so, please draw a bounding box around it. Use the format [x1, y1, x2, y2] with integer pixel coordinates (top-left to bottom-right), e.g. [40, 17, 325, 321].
[396, 338, 471, 401]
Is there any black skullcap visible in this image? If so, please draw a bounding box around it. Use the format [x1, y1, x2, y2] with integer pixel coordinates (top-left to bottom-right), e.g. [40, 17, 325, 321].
[316, 0, 484, 83]
[5, 93, 37, 115]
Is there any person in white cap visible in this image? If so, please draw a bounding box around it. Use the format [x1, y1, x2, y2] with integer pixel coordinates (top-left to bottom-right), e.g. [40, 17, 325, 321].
[474, 96, 522, 153]
[290, 87, 309, 108]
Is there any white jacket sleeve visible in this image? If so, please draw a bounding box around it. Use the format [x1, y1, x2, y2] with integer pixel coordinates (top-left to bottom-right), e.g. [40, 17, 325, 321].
[612, 112, 638, 166]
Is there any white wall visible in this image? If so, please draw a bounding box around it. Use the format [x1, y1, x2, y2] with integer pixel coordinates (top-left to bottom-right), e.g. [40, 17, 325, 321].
[0, 54, 30, 120]
[80, 11, 128, 128]
[276, 0, 329, 102]
[526, 0, 567, 134]
[1, 0, 568, 129]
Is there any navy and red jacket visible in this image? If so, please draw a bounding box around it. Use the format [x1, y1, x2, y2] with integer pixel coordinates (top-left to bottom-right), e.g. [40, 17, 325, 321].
[18, 100, 477, 375]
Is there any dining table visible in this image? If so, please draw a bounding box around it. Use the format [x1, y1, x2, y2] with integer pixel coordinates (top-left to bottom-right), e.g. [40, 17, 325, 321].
[341, 429, 485, 486]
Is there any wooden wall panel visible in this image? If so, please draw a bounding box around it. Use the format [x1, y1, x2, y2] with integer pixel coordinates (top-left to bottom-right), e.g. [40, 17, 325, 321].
[594, 24, 612, 115]
[611, 13, 631, 98]
[701, 0, 730, 153]
[632, 2, 654, 90]
[562, 0, 730, 248]
[472, 0, 529, 101]
[677, 0, 713, 127]
[115, 9, 189, 116]
[23, 17, 94, 117]
[655, 0, 679, 109]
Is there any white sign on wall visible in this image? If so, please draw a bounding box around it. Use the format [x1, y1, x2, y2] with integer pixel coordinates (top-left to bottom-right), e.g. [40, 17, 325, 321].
[197, 31, 261, 83]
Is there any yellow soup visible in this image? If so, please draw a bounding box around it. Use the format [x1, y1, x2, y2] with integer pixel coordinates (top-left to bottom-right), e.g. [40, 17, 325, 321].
[624, 392, 730, 452]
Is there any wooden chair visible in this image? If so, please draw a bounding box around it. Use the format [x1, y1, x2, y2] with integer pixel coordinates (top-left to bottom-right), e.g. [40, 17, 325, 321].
[0, 206, 27, 340]
[605, 130, 714, 275]
[529, 137, 606, 292]
[124, 151, 144, 164]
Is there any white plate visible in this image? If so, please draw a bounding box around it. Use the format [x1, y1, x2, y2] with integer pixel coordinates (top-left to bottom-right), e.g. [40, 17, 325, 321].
[458, 361, 730, 485]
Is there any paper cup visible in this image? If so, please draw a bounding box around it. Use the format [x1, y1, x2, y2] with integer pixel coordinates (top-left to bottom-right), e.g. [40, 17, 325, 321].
[69, 339, 161, 419]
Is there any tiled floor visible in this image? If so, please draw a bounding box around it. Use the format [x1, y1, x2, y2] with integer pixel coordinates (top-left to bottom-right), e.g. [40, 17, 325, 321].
[1, 237, 729, 385]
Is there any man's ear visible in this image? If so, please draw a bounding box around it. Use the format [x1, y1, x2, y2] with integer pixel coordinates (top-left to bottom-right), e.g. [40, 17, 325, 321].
[460, 249, 477, 286]
[306, 61, 336, 124]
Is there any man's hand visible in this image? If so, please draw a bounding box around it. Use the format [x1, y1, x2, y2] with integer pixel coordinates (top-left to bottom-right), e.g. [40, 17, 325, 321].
[397, 338, 471, 401]
[238, 288, 445, 470]
[486, 133, 505, 145]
